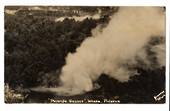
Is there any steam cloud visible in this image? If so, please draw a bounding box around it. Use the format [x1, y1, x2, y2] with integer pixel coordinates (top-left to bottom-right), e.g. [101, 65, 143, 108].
[33, 7, 165, 96]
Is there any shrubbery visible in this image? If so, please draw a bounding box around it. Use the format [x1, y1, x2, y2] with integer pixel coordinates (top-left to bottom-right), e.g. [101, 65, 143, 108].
[5, 84, 26, 103]
[5, 8, 111, 88]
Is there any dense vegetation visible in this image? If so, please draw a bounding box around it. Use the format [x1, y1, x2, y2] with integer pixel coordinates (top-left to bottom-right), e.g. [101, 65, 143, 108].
[4, 6, 165, 103]
[5, 7, 113, 88]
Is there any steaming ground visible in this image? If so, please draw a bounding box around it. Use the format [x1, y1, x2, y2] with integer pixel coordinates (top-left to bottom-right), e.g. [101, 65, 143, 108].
[32, 7, 165, 96]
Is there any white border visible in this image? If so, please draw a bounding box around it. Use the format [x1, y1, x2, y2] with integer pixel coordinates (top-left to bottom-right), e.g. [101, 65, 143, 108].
[0, 0, 169, 111]
[0, 0, 168, 6]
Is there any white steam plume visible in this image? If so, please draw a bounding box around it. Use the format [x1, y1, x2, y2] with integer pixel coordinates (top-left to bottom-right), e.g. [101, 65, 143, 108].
[32, 7, 165, 96]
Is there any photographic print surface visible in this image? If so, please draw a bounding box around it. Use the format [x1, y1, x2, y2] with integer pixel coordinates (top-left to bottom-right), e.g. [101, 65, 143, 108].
[4, 6, 166, 103]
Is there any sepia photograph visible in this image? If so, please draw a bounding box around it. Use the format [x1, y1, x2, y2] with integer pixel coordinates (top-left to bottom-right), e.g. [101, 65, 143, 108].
[4, 6, 166, 104]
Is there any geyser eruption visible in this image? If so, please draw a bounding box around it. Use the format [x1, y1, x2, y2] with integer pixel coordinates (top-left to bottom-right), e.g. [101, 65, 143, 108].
[33, 7, 165, 96]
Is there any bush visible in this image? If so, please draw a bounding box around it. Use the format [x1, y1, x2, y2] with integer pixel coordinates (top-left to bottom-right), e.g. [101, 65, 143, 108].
[5, 84, 26, 103]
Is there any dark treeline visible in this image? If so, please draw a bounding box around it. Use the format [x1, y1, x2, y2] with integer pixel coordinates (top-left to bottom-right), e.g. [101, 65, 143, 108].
[5, 7, 114, 88]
